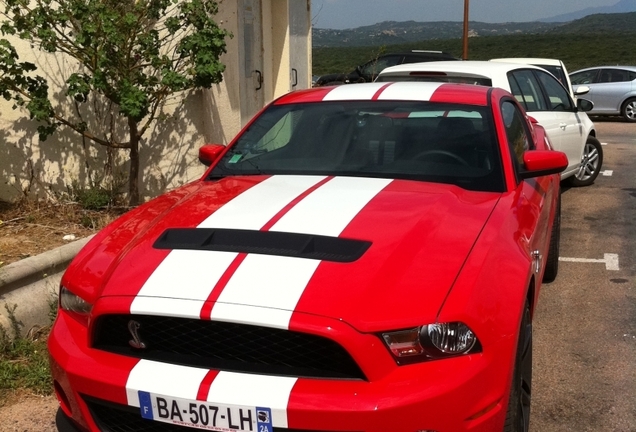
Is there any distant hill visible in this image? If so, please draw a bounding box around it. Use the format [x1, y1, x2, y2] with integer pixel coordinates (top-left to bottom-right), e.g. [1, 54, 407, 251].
[312, 11, 636, 48]
[547, 11, 636, 33]
[312, 21, 561, 48]
[312, 13, 636, 77]
[540, 0, 636, 22]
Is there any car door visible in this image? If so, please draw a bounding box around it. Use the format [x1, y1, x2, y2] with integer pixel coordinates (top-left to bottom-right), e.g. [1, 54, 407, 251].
[501, 100, 552, 274]
[571, 69, 600, 106]
[592, 68, 634, 113]
[507, 69, 582, 176]
[534, 69, 584, 175]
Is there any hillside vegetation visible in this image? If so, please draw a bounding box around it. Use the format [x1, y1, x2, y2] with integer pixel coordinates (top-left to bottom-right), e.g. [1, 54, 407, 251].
[313, 13, 636, 77]
[312, 21, 561, 48]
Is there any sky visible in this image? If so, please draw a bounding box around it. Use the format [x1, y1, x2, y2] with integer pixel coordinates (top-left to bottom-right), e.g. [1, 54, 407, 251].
[311, 0, 620, 29]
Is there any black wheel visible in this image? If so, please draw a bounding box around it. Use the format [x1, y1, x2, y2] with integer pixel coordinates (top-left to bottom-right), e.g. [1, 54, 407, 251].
[413, 150, 470, 166]
[569, 136, 603, 187]
[504, 302, 532, 432]
[543, 191, 561, 283]
[621, 97, 636, 122]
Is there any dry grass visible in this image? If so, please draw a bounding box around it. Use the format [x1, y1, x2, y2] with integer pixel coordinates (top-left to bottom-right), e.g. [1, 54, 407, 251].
[0, 199, 127, 268]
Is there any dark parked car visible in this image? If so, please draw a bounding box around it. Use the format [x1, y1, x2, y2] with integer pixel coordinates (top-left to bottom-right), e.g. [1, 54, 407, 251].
[570, 66, 636, 122]
[314, 50, 457, 87]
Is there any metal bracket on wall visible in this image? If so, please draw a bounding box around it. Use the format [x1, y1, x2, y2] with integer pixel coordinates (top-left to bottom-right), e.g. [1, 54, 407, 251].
[292, 68, 298, 87]
[255, 70, 262, 90]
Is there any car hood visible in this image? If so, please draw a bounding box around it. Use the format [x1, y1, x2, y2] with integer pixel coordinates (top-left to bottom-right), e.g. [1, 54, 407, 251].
[69, 175, 500, 332]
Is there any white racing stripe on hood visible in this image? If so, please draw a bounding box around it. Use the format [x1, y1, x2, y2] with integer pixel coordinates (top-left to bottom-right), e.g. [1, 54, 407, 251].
[270, 176, 393, 236]
[130, 176, 327, 317]
[206, 371, 297, 428]
[198, 175, 328, 230]
[211, 177, 392, 328]
[126, 360, 209, 407]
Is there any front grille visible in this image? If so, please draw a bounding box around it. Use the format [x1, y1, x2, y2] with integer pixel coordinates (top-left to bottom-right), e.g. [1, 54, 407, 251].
[84, 396, 352, 432]
[93, 315, 365, 380]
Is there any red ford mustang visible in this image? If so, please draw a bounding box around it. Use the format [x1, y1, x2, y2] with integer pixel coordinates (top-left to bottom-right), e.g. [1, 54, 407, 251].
[49, 82, 567, 432]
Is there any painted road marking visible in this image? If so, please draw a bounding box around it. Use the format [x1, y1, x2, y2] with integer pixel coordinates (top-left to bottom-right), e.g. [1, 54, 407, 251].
[602, 170, 614, 176]
[601, 142, 608, 146]
[559, 253, 620, 271]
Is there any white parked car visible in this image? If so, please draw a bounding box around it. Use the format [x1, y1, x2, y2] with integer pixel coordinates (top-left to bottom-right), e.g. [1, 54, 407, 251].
[377, 60, 602, 186]
[490, 58, 576, 98]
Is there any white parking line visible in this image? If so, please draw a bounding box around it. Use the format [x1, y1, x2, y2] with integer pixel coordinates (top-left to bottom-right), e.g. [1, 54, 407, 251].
[559, 253, 620, 271]
[601, 142, 608, 146]
[602, 170, 614, 176]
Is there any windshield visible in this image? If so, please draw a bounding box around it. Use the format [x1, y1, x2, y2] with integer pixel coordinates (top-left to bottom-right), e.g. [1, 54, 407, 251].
[209, 101, 505, 192]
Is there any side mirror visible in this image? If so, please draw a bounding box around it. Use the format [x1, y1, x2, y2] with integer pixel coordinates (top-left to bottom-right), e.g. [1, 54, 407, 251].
[576, 98, 594, 112]
[574, 85, 590, 96]
[198, 144, 225, 167]
[520, 150, 568, 179]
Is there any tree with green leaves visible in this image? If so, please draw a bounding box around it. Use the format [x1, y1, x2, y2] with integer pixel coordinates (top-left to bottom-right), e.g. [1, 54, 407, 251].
[0, 0, 229, 205]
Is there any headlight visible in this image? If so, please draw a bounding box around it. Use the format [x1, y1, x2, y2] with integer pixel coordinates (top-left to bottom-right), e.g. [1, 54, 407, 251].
[381, 322, 481, 364]
[60, 286, 92, 316]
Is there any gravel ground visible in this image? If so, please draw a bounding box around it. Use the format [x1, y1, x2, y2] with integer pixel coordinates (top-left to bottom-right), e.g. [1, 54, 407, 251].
[0, 395, 58, 432]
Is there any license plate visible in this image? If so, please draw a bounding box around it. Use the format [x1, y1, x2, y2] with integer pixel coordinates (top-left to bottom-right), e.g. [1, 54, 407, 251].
[138, 391, 273, 432]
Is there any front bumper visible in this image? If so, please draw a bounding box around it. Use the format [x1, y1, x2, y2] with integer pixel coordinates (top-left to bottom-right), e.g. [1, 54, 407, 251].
[49, 310, 512, 432]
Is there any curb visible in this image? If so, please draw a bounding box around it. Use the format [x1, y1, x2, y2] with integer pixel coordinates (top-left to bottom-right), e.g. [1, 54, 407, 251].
[0, 235, 94, 337]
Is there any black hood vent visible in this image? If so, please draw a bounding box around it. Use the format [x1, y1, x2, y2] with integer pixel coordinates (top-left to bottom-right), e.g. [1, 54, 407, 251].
[153, 228, 371, 263]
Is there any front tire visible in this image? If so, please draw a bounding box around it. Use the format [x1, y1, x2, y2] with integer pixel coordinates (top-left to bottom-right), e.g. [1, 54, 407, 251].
[569, 136, 603, 187]
[543, 191, 561, 283]
[621, 97, 636, 122]
[504, 302, 533, 432]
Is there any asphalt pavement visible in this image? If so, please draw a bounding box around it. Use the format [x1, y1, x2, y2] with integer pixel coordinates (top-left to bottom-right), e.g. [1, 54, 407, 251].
[529, 117, 636, 432]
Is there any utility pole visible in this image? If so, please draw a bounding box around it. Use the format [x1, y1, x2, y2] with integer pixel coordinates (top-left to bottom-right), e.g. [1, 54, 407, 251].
[462, 0, 470, 60]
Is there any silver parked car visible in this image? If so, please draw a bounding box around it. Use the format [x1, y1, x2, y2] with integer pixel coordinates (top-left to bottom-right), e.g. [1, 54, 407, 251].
[570, 66, 636, 122]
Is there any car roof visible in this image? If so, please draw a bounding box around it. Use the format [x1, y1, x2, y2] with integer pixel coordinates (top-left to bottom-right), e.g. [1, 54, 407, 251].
[571, 65, 636, 74]
[275, 81, 498, 106]
[378, 60, 544, 77]
[383, 50, 456, 56]
[491, 58, 564, 67]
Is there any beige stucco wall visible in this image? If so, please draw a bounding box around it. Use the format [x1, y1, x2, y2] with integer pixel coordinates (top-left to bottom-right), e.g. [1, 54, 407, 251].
[0, 0, 311, 203]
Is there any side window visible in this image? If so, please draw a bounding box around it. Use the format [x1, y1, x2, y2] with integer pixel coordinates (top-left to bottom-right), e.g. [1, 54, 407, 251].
[536, 70, 574, 111]
[598, 69, 613, 83]
[629, 71, 636, 81]
[570, 70, 598, 85]
[608, 69, 630, 82]
[508, 70, 547, 112]
[501, 100, 532, 169]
